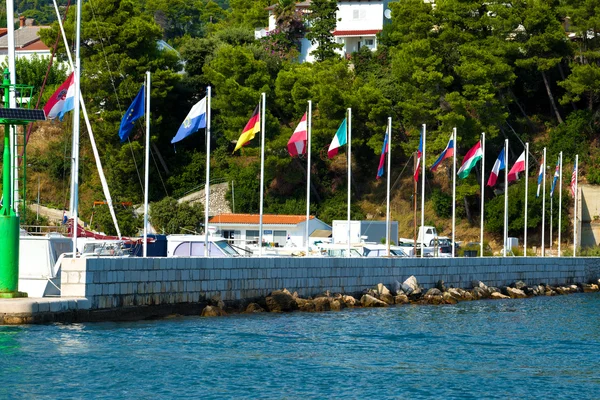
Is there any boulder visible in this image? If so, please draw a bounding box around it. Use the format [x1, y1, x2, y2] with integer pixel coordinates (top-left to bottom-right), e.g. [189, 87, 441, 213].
[296, 298, 316, 312]
[425, 288, 443, 297]
[360, 294, 388, 307]
[488, 287, 500, 294]
[374, 283, 391, 296]
[379, 293, 395, 305]
[424, 293, 444, 305]
[461, 291, 473, 301]
[210, 293, 225, 309]
[266, 290, 298, 312]
[330, 298, 346, 311]
[490, 292, 510, 300]
[442, 292, 458, 304]
[512, 281, 527, 290]
[472, 287, 490, 299]
[472, 280, 489, 291]
[447, 288, 463, 302]
[342, 295, 357, 307]
[435, 280, 446, 292]
[394, 294, 409, 304]
[582, 283, 599, 293]
[201, 305, 227, 317]
[245, 303, 265, 313]
[402, 276, 421, 296]
[506, 287, 527, 299]
[554, 286, 569, 295]
[313, 297, 331, 312]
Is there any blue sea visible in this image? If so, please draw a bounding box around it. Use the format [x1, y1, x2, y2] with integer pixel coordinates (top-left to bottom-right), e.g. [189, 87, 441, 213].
[1, 293, 598, 399]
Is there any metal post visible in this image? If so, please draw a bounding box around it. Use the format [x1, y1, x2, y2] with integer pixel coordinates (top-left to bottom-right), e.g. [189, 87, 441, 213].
[524, 143, 529, 256]
[143, 72, 150, 258]
[305, 100, 312, 256]
[204, 86, 211, 257]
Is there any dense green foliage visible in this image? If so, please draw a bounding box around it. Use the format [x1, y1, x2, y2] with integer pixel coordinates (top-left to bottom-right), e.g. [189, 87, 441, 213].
[16, 0, 600, 243]
[149, 197, 204, 234]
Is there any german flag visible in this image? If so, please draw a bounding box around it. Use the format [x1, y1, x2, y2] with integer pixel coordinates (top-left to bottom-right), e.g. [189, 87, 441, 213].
[234, 104, 260, 152]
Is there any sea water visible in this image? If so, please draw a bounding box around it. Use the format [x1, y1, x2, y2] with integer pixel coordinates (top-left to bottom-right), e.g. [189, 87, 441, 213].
[1, 293, 598, 399]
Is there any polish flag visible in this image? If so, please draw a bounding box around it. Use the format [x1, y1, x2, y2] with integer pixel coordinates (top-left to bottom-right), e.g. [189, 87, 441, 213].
[507, 150, 526, 182]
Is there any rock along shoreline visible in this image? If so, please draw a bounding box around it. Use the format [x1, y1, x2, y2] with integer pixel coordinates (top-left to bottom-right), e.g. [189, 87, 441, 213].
[201, 276, 600, 317]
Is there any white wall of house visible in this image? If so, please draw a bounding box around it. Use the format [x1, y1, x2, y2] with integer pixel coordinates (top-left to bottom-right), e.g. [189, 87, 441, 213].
[336, 1, 384, 31]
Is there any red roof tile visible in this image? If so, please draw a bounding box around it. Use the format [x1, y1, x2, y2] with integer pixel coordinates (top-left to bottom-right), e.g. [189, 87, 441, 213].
[209, 213, 314, 225]
[332, 29, 380, 36]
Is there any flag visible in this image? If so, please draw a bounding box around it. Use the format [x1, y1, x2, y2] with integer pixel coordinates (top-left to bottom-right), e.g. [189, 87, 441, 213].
[536, 155, 544, 197]
[43, 72, 75, 121]
[487, 148, 505, 187]
[414, 128, 424, 181]
[328, 118, 347, 159]
[171, 96, 207, 144]
[376, 128, 389, 180]
[550, 157, 560, 198]
[507, 150, 526, 182]
[430, 133, 454, 172]
[118, 84, 145, 143]
[234, 104, 260, 152]
[287, 112, 307, 157]
[457, 141, 483, 179]
[570, 159, 577, 198]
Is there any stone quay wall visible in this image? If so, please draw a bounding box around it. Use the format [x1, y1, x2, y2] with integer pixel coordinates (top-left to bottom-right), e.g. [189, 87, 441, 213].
[61, 256, 600, 311]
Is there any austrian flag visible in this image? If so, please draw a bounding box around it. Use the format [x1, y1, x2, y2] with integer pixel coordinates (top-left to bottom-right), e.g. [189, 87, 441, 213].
[287, 112, 307, 157]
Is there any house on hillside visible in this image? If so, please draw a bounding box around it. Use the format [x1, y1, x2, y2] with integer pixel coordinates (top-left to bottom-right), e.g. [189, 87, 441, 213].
[208, 213, 331, 248]
[0, 16, 51, 65]
[257, 0, 394, 63]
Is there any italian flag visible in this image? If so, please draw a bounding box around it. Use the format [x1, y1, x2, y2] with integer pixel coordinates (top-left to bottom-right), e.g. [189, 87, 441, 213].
[457, 140, 483, 179]
[328, 118, 347, 159]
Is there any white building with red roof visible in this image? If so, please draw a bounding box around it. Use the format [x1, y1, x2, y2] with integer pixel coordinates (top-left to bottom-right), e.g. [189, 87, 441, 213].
[208, 213, 331, 248]
[260, 0, 393, 63]
[0, 17, 52, 65]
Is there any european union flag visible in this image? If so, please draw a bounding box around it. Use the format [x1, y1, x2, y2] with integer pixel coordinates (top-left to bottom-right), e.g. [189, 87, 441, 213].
[118, 84, 145, 142]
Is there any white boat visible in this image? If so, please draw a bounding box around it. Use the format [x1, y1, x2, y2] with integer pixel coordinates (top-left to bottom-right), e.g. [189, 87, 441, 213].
[167, 234, 240, 257]
[18, 232, 72, 297]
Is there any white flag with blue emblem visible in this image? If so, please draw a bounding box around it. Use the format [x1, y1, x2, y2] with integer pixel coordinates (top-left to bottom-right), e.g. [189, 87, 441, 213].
[171, 96, 207, 144]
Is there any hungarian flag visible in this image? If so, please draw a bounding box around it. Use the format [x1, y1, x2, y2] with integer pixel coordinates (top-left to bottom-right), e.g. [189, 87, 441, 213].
[507, 150, 526, 182]
[328, 118, 347, 159]
[536, 155, 545, 197]
[414, 128, 424, 181]
[376, 127, 389, 180]
[550, 157, 560, 198]
[287, 112, 307, 157]
[487, 148, 505, 187]
[457, 141, 483, 179]
[234, 104, 260, 152]
[43, 72, 75, 121]
[570, 158, 577, 198]
[430, 133, 454, 172]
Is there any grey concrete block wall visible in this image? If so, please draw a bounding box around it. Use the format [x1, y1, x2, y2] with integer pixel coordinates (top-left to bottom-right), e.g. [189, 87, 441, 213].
[61, 256, 600, 310]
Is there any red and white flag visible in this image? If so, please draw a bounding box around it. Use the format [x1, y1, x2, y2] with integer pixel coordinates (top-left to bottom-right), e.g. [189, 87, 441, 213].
[570, 158, 578, 198]
[507, 150, 526, 182]
[287, 113, 307, 157]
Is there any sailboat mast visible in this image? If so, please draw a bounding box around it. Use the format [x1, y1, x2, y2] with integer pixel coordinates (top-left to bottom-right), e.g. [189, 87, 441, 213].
[71, 0, 82, 255]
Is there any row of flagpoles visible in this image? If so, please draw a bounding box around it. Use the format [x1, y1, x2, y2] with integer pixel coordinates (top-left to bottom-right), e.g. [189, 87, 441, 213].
[45, 75, 581, 257]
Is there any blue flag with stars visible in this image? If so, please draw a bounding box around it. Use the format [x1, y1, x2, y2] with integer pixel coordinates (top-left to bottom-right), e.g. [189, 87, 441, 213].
[119, 84, 145, 142]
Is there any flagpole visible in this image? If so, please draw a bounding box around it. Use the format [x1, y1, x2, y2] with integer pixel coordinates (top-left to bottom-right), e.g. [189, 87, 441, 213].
[413, 152, 417, 256]
[386, 117, 392, 256]
[143, 71, 150, 258]
[347, 108, 352, 257]
[550, 190, 553, 252]
[305, 100, 312, 256]
[71, 0, 82, 256]
[480, 132, 485, 257]
[503, 139, 508, 257]
[204, 86, 212, 257]
[452, 127, 456, 257]
[420, 124, 426, 258]
[541, 147, 546, 256]
[524, 142, 529, 256]
[573, 154, 578, 257]
[259, 93, 266, 256]
[558, 151, 563, 256]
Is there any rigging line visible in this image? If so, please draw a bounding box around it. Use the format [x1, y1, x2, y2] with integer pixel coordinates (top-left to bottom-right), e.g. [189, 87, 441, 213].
[62, 124, 70, 210]
[150, 146, 169, 197]
[125, 136, 145, 194]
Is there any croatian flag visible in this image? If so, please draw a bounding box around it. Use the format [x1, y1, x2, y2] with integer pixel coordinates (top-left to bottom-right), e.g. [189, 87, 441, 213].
[171, 96, 207, 144]
[287, 112, 307, 157]
[414, 128, 424, 181]
[536, 156, 545, 197]
[43, 72, 75, 121]
[430, 133, 454, 172]
[507, 150, 526, 182]
[328, 118, 347, 159]
[550, 157, 560, 198]
[376, 127, 389, 180]
[487, 148, 505, 187]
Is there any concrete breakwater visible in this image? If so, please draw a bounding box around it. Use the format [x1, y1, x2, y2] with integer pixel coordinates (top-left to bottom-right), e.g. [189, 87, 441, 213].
[1, 256, 599, 324]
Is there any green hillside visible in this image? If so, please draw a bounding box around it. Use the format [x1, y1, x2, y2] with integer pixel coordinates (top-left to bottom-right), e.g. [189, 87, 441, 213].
[7, 0, 600, 245]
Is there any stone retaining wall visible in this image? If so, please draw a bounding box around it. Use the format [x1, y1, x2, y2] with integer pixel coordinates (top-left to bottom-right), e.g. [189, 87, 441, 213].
[61, 257, 600, 310]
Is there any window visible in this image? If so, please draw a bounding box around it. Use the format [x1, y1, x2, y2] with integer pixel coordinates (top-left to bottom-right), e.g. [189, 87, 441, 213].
[246, 230, 259, 244]
[365, 39, 374, 46]
[353, 9, 359, 19]
[273, 231, 287, 247]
